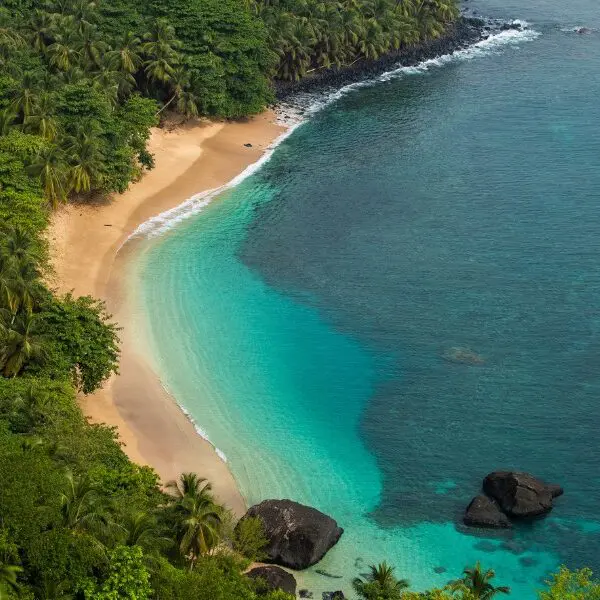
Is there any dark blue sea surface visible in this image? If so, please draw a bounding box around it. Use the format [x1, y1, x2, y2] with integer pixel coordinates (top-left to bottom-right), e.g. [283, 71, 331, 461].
[135, 1, 600, 596]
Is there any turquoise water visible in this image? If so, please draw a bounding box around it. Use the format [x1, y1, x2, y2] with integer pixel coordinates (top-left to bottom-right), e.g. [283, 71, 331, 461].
[133, 2, 600, 597]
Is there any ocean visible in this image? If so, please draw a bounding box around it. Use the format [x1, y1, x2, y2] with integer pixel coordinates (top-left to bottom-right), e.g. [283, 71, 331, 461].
[131, 0, 600, 596]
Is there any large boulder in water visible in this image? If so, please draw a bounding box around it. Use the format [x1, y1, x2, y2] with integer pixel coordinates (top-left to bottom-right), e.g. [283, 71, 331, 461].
[483, 472, 562, 518]
[464, 495, 511, 528]
[239, 499, 343, 570]
[247, 566, 297, 596]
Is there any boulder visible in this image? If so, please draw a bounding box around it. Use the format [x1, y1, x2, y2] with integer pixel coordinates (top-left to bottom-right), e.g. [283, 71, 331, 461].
[546, 483, 564, 498]
[464, 495, 511, 528]
[483, 472, 561, 518]
[442, 347, 485, 365]
[247, 566, 297, 596]
[323, 593, 345, 600]
[299, 590, 314, 599]
[239, 499, 343, 570]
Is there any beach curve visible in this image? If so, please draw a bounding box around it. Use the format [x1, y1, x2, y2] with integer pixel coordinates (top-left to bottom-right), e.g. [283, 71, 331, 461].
[47, 111, 287, 516]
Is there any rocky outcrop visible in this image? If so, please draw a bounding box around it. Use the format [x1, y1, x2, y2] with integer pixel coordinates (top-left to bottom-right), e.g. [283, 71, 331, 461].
[442, 347, 485, 365]
[239, 499, 343, 570]
[464, 495, 511, 528]
[483, 472, 562, 518]
[247, 566, 297, 596]
[276, 18, 499, 100]
[463, 471, 563, 529]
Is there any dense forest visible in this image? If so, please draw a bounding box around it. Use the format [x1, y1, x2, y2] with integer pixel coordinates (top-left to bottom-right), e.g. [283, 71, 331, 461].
[0, 0, 598, 597]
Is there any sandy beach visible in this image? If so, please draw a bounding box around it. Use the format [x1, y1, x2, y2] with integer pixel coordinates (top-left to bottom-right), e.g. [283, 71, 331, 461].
[48, 111, 287, 516]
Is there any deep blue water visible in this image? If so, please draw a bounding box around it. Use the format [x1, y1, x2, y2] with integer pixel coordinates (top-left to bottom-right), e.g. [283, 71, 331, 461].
[134, 1, 600, 597]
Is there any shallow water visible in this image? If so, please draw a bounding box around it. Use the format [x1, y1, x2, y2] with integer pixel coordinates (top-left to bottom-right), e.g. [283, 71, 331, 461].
[134, 1, 600, 597]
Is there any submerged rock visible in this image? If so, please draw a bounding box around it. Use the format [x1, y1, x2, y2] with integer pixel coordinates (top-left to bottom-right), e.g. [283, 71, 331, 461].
[299, 590, 314, 599]
[464, 495, 511, 528]
[434, 566, 447, 574]
[239, 499, 343, 570]
[483, 472, 562, 518]
[315, 569, 343, 579]
[442, 347, 485, 365]
[247, 566, 297, 596]
[322, 592, 345, 600]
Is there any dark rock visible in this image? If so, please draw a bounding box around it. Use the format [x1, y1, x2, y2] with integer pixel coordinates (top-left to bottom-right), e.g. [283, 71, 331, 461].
[464, 495, 512, 528]
[483, 472, 561, 518]
[500, 539, 529, 555]
[299, 590, 313, 599]
[239, 499, 343, 570]
[434, 566, 447, 574]
[442, 347, 485, 365]
[474, 540, 500, 553]
[315, 569, 343, 579]
[577, 27, 592, 34]
[546, 483, 564, 498]
[244, 143, 253, 147]
[247, 566, 297, 596]
[275, 17, 491, 101]
[520, 556, 538, 568]
[322, 593, 345, 600]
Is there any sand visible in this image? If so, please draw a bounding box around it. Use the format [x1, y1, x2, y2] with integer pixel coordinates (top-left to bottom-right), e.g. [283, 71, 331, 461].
[47, 112, 287, 517]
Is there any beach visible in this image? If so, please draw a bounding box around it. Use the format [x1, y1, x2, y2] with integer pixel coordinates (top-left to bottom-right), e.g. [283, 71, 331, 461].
[47, 111, 286, 517]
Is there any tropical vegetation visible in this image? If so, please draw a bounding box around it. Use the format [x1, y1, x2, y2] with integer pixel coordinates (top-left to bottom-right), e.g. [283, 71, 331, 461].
[0, 0, 596, 598]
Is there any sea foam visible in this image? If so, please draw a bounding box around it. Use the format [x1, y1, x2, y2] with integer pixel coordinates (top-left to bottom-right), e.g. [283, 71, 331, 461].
[126, 123, 301, 240]
[128, 20, 540, 240]
[276, 21, 541, 121]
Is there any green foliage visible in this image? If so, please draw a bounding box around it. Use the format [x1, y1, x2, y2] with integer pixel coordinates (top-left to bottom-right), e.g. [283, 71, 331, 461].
[83, 545, 152, 600]
[36, 293, 120, 393]
[353, 561, 410, 600]
[448, 562, 510, 599]
[253, 0, 459, 81]
[232, 515, 268, 562]
[538, 567, 600, 599]
[150, 554, 267, 600]
[166, 473, 225, 567]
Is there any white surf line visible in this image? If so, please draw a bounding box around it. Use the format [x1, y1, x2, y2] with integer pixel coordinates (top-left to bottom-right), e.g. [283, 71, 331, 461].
[277, 20, 541, 121]
[125, 20, 540, 241]
[121, 122, 302, 242]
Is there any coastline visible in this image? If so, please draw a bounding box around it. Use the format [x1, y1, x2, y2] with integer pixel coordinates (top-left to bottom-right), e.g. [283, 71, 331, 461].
[47, 111, 287, 517]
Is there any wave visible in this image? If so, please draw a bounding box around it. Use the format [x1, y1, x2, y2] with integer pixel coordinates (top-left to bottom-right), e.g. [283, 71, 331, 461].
[276, 20, 541, 122]
[126, 122, 302, 240]
[178, 402, 229, 463]
[127, 20, 540, 240]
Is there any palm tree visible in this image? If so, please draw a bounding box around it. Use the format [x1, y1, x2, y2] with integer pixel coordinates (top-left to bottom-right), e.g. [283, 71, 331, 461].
[449, 562, 510, 599]
[0, 109, 17, 136]
[24, 92, 58, 141]
[176, 89, 199, 119]
[167, 473, 223, 569]
[353, 562, 410, 600]
[28, 146, 69, 208]
[65, 129, 105, 194]
[11, 385, 53, 431]
[0, 564, 22, 600]
[106, 32, 142, 75]
[11, 72, 40, 119]
[28, 9, 56, 53]
[47, 32, 81, 72]
[60, 471, 105, 532]
[119, 511, 171, 552]
[142, 19, 182, 86]
[0, 312, 45, 377]
[75, 21, 106, 68]
[166, 473, 214, 502]
[277, 18, 317, 81]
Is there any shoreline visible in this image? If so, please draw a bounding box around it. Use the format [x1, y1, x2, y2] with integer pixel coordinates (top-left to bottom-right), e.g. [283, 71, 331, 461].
[275, 16, 494, 99]
[48, 111, 287, 516]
